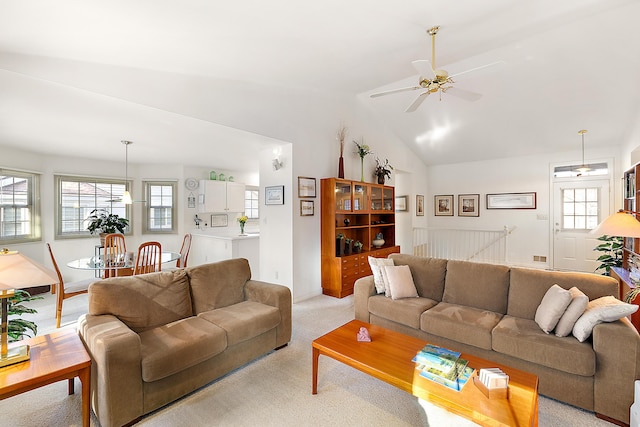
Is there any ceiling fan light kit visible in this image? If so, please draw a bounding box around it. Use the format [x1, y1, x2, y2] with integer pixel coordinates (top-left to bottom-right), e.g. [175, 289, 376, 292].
[370, 25, 500, 112]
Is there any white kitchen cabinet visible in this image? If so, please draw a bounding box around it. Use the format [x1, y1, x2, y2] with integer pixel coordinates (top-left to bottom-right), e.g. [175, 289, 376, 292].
[198, 180, 246, 213]
[190, 232, 260, 278]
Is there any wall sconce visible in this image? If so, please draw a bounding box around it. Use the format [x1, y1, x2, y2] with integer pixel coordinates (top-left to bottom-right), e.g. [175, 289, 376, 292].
[272, 157, 283, 170]
[272, 147, 283, 170]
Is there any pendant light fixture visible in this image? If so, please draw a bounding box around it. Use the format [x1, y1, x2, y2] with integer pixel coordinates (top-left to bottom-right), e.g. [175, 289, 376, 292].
[121, 140, 133, 205]
[575, 130, 591, 175]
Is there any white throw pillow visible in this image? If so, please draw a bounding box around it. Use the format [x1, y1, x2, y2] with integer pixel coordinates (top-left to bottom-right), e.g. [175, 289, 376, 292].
[382, 265, 418, 300]
[572, 296, 639, 342]
[554, 287, 589, 337]
[368, 256, 394, 294]
[534, 284, 573, 334]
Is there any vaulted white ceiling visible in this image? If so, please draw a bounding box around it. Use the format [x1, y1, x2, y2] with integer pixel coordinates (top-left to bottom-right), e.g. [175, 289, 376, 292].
[1, 0, 639, 171]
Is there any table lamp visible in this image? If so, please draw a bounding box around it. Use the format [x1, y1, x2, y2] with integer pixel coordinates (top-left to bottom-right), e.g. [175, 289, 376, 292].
[0, 248, 58, 368]
[590, 210, 640, 238]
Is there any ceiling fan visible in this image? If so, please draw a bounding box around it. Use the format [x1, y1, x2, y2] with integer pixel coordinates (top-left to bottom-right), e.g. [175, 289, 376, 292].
[370, 26, 503, 112]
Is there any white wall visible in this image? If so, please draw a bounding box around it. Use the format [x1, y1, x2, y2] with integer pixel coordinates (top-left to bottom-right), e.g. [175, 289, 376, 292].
[426, 146, 622, 269]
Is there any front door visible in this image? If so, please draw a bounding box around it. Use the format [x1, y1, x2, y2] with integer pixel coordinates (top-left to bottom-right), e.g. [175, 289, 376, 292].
[552, 179, 610, 272]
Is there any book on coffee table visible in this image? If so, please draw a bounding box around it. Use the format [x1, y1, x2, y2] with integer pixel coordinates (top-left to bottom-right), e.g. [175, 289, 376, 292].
[413, 344, 461, 375]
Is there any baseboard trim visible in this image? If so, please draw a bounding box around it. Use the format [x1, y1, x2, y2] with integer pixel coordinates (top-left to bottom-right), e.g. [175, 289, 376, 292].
[596, 412, 628, 427]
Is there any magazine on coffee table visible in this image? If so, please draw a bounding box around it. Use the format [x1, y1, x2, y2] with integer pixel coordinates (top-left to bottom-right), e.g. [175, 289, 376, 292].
[413, 344, 474, 391]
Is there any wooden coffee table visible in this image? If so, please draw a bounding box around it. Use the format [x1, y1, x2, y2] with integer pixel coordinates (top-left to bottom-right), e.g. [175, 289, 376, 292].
[312, 320, 538, 427]
[0, 328, 91, 427]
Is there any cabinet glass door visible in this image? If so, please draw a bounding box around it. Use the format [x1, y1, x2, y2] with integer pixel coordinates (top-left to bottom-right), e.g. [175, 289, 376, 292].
[382, 187, 394, 211]
[370, 185, 383, 211]
[335, 181, 352, 211]
[353, 184, 367, 212]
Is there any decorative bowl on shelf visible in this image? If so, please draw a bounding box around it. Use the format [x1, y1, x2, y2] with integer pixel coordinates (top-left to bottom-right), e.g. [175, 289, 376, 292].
[372, 238, 385, 248]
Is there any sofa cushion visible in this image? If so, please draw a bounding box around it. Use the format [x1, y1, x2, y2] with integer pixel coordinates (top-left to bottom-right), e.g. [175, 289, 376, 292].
[535, 284, 573, 333]
[442, 260, 510, 314]
[368, 294, 438, 329]
[572, 296, 639, 342]
[138, 316, 227, 382]
[186, 258, 252, 313]
[368, 256, 394, 294]
[555, 287, 589, 337]
[389, 254, 448, 301]
[421, 302, 503, 350]
[492, 315, 595, 376]
[88, 269, 192, 333]
[198, 300, 281, 346]
[383, 265, 418, 300]
[507, 267, 618, 320]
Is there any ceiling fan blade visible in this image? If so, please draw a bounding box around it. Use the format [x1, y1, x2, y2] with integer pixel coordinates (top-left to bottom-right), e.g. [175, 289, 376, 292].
[405, 92, 430, 112]
[411, 60, 435, 79]
[445, 86, 482, 102]
[370, 85, 421, 98]
[448, 61, 505, 79]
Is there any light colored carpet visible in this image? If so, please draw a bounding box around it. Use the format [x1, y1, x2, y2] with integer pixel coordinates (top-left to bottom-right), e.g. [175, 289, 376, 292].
[1, 291, 617, 426]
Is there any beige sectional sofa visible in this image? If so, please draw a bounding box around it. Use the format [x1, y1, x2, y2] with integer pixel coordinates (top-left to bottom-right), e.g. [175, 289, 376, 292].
[354, 253, 640, 425]
[78, 258, 291, 427]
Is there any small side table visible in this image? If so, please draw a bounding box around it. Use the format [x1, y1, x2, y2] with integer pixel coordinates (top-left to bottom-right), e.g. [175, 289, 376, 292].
[0, 328, 91, 427]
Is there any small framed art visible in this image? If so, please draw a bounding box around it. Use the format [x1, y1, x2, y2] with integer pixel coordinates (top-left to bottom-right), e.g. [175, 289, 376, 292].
[298, 177, 316, 198]
[434, 195, 453, 216]
[416, 195, 425, 216]
[486, 192, 536, 209]
[458, 194, 480, 217]
[300, 200, 314, 216]
[265, 185, 285, 205]
[395, 196, 408, 212]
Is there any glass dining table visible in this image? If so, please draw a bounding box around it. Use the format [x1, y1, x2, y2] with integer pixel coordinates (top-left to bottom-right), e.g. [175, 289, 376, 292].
[67, 252, 181, 275]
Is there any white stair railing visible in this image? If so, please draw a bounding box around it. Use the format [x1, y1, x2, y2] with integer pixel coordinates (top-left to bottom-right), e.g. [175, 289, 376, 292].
[413, 227, 514, 264]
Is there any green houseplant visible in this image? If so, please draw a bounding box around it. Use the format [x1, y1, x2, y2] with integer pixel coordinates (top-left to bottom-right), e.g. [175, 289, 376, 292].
[8, 290, 42, 342]
[593, 234, 623, 275]
[86, 209, 129, 245]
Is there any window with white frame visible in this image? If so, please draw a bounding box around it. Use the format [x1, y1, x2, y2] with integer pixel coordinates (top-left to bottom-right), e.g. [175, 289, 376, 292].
[143, 181, 177, 233]
[0, 169, 40, 244]
[55, 175, 130, 238]
[562, 187, 599, 230]
[245, 187, 259, 219]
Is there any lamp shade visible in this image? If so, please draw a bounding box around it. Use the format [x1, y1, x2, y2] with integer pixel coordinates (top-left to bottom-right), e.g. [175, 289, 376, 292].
[0, 250, 57, 290]
[590, 211, 640, 239]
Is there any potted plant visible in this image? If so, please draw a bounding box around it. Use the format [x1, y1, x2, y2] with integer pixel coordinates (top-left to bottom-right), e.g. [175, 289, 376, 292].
[344, 238, 353, 255]
[8, 290, 42, 342]
[86, 208, 129, 246]
[593, 235, 623, 275]
[353, 240, 363, 254]
[373, 157, 393, 185]
[336, 233, 346, 257]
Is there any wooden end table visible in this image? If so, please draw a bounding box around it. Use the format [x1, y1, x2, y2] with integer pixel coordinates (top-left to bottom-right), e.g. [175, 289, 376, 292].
[313, 320, 538, 427]
[0, 328, 92, 427]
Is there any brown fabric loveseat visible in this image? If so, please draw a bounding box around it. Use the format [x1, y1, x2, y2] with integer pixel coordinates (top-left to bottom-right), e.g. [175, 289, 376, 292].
[78, 258, 291, 427]
[354, 253, 640, 425]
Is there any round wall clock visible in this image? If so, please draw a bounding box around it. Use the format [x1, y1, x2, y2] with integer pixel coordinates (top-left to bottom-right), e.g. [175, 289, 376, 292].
[185, 178, 199, 191]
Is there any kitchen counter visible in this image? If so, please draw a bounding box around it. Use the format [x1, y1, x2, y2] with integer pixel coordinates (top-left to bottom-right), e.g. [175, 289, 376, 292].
[190, 229, 260, 278]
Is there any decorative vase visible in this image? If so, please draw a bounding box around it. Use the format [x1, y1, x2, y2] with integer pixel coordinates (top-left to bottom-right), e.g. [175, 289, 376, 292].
[377, 174, 385, 185]
[240, 223, 245, 235]
[360, 157, 364, 182]
[210, 171, 217, 180]
[99, 232, 107, 247]
[338, 156, 345, 179]
[336, 238, 345, 257]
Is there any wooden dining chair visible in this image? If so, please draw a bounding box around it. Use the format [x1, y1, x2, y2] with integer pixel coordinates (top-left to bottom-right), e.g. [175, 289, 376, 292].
[103, 233, 131, 277]
[47, 243, 95, 328]
[176, 233, 192, 268]
[134, 241, 162, 275]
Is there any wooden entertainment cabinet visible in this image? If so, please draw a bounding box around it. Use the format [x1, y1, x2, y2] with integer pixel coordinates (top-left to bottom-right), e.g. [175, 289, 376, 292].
[320, 178, 400, 298]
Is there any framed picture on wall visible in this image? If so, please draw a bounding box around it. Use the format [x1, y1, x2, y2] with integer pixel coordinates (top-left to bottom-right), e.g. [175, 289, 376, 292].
[416, 195, 425, 216]
[265, 185, 285, 205]
[395, 196, 408, 212]
[458, 194, 480, 217]
[298, 177, 316, 198]
[486, 192, 536, 209]
[434, 195, 453, 216]
[300, 200, 314, 216]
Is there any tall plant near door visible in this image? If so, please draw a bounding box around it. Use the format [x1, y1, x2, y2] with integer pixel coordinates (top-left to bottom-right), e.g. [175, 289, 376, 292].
[594, 235, 623, 275]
